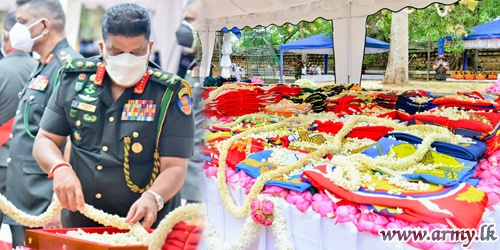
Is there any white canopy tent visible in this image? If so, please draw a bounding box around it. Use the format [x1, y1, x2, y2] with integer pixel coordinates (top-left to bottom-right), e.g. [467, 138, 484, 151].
[1, 0, 183, 73]
[199, 0, 457, 84]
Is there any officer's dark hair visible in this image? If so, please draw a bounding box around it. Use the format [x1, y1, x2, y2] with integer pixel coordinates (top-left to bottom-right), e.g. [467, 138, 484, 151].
[16, 0, 65, 32]
[3, 11, 17, 31]
[102, 3, 151, 41]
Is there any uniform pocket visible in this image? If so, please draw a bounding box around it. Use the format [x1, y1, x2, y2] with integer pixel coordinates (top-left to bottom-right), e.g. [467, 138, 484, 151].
[119, 121, 157, 164]
[21, 159, 47, 175]
[69, 112, 101, 149]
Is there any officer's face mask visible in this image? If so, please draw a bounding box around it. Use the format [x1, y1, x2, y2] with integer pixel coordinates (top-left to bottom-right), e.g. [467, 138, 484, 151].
[9, 19, 44, 52]
[103, 45, 150, 88]
[175, 20, 197, 49]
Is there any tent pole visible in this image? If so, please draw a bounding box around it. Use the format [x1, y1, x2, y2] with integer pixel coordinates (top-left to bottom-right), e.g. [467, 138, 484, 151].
[325, 54, 328, 75]
[463, 50, 468, 72]
[280, 49, 283, 84]
[347, 2, 352, 83]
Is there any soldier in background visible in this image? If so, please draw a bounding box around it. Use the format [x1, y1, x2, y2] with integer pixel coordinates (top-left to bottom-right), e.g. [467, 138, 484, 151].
[0, 10, 37, 233]
[4, 0, 82, 247]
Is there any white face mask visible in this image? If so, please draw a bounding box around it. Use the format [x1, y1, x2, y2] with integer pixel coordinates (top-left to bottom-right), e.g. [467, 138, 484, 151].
[104, 46, 150, 88]
[9, 19, 44, 52]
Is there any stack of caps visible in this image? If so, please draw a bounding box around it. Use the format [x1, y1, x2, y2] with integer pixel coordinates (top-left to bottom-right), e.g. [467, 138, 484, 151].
[314, 85, 346, 96]
[374, 91, 399, 110]
[304, 92, 329, 113]
[343, 83, 366, 92]
[256, 85, 302, 103]
[324, 92, 373, 114]
[427, 91, 499, 111]
[261, 99, 312, 118]
[204, 88, 264, 117]
[396, 90, 433, 115]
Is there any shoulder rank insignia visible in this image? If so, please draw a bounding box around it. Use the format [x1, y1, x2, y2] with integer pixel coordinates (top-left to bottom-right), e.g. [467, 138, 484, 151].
[65, 58, 75, 69]
[76, 61, 84, 68]
[177, 88, 192, 115]
[154, 72, 162, 78]
[61, 54, 72, 62]
[75, 81, 84, 92]
[121, 100, 156, 121]
[86, 61, 95, 68]
[134, 72, 149, 94]
[59, 51, 66, 56]
[168, 75, 181, 85]
[94, 63, 105, 86]
[44, 53, 54, 64]
[161, 75, 169, 81]
[28, 75, 49, 91]
[78, 94, 99, 103]
[148, 70, 154, 75]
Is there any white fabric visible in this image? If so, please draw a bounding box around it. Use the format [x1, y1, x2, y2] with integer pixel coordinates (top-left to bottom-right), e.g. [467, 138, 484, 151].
[220, 32, 232, 78]
[302, 75, 335, 82]
[199, 0, 457, 84]
[463, 39, 500, 49]
[200, 176, 500, 250]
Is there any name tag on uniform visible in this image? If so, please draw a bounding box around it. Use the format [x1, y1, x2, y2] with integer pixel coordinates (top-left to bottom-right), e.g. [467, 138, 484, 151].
[28, 75, 49, 91]
[71, 100, 97, 113]
[121, 100, 156, 121]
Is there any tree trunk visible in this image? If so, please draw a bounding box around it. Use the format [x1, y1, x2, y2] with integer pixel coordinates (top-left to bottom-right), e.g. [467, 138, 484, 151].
[300, 23, 307, 63]
[382, 10, 409, 85]
[427, 35, 431, 81]
[474, 50, 478, 73]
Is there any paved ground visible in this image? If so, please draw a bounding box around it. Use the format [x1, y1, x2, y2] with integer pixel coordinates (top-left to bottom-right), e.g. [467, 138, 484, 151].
[314, 80, 495, 94]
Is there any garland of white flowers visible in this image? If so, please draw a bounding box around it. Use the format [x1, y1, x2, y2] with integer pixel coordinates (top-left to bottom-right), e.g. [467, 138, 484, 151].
[203, 114, 280, 128]
[149, 203, 204, 250]
[0, 193, 203, 248]
[203, 197, 294, 250]
[215, 115, 456, 219]
[203, 84, 247, 105]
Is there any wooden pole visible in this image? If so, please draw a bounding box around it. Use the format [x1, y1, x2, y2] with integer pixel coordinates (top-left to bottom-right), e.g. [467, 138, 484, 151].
[427, 35, 431, 81]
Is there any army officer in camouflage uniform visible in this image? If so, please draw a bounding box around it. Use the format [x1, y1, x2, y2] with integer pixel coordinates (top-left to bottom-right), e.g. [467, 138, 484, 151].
[33, 3, 194, 230]
[4, 0, 81, 246]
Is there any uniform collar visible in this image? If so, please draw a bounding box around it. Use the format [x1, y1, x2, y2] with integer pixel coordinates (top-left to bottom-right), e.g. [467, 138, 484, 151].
[50, 38, 70, 55]
[4, 49, 30, 58]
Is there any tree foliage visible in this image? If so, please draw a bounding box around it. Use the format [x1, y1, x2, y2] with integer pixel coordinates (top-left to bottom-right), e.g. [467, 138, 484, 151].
[367, 0, 499, 55]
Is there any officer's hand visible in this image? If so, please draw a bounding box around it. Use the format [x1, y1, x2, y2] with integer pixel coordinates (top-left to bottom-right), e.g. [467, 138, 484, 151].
[53, 167, 85, 212]
[125, 195, 157, 230]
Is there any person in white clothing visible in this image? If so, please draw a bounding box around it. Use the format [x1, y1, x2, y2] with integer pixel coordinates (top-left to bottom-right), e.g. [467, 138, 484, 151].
[241, 66, 246, 79]
[301, 65, 306, 75]
[235, 64, 241, 81]
[316, 65, 322, 75]
[309, 65, 314, 75]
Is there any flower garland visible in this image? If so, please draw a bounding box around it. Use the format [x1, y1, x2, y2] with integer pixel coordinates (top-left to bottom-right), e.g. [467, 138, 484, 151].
[214, 115, 456, 218]
[203, 197, 293, 250]
[203, 84, 246, 105]
[0, 192, 203, 248]
[148, 203, 204, 250]
[203, 114, 280, 128]
[204, 217, 260, 250]
[0, 193, 61, 228]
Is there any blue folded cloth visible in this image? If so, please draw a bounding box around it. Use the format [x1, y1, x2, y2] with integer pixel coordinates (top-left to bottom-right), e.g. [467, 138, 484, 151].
[362, 135, 478, 186]
[385, 132, 486, 161]
[235, 150, 313, 192]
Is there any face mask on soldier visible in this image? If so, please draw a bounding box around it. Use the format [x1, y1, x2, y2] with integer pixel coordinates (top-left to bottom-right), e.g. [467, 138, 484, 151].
[103, 46, 150, 88]
[9, 19, 44, 52]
